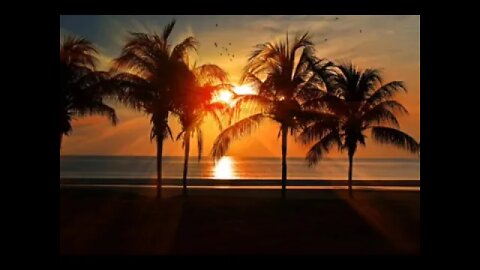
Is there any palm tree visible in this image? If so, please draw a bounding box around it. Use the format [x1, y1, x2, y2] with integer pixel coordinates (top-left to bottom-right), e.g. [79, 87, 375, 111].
[175, 64, 232, 196]
[110, 20, 197, 198]
[212, 33, 332, 199]
[300, 63, 420, 198]
[60, 36, 117, 150]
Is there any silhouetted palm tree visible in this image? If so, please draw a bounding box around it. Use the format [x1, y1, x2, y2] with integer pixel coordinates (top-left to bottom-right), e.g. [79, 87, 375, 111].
[300, 63, 420, 198]
[212, 33, 332, 199]
[175, 64, 232, 196]
[110, 20, 197, 198]
[60, 36, 117, 150]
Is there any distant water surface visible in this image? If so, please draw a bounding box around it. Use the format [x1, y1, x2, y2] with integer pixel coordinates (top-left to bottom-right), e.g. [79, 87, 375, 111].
[60, 156, 420, 181]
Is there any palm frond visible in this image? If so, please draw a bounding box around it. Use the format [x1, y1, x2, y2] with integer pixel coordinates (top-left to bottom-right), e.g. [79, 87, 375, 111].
[371, 127, 420, 153]
[332, 62, 364, 100]
[305, 131, 342, 166]
[111, 51, 156, 76]
[122, 32, 166, 67]
[162, 19, 176, 41]
[362, 100, 409, 114]
[204, 103, 225, 131]
[211, 113, 267, 160]
[110, 73, 153, 111]
[244, 41, 282, 78]
[289, 32, 313, 64]
[230, 94, 272, 121]
[292, 42, 317, 81]
[308, 58, 335, 82]
[302, 94, 346, 115]
[194, 64, 229, 85]
[74, 102, 118, 125]
[294, 110, 337, 125]
[60, 36, 98, 68]
[241, 33, 315, 103]
[196, 127, 203, 161]
[176, 130, 185, 141]
[166, 124, 174, 141]
[362, 105, 401, 129]
[75, 71, 111, 92]
[367, 81, 406, 105]
[295, 84, 326, 103]
[294, 66, 331, 102]
[298, 114, 340, 144]
[256, 76, 280, 100]
[358, 68, 383, 96]
[171, 36, 198, 63]
[240, 71, 263, 89]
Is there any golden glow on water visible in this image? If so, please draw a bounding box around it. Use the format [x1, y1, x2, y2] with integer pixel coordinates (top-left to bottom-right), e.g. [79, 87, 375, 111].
[214, 156, 236, 179]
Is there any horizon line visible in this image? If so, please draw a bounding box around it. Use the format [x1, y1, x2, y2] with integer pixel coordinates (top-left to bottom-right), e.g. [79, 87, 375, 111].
[60, 154, 419, 160]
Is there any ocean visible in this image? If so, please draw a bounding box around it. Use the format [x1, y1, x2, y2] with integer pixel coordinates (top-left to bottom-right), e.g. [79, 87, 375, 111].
[60, 156, 420, 181]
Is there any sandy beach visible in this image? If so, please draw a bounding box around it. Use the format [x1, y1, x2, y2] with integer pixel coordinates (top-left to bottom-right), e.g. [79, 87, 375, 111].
[60, 183, 420, 255]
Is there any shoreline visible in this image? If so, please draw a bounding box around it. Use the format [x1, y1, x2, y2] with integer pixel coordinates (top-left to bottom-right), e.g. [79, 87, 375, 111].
[60, 178, 421, 196]
[60, 178, 420, 187]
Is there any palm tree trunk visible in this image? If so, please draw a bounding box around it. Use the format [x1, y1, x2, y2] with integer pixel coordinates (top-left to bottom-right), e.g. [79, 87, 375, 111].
[348, 153, 354, 198]
[182, 132, 190, 196]
[156, 138, 164, 199]
[281, 125, 288, 199]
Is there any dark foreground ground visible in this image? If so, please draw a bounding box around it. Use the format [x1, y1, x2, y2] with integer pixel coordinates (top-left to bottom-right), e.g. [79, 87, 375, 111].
[60, 186, 420, 255]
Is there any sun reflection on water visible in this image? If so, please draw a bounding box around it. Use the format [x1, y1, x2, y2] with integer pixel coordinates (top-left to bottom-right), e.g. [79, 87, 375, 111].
[214, 156, 236, 179]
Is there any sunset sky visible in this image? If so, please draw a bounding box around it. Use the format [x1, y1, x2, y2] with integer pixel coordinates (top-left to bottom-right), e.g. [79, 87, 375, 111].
[60, 15, 420, 158]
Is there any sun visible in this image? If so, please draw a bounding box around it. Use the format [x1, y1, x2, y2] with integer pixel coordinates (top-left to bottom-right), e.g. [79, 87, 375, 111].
[214, 90, 235, 104]
[212, 84, 256, 106]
